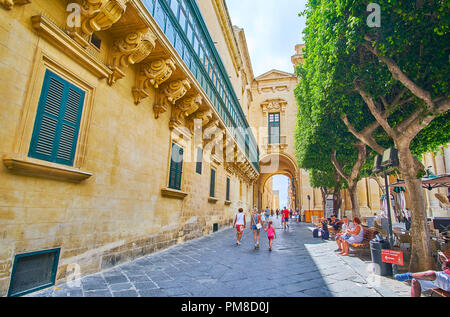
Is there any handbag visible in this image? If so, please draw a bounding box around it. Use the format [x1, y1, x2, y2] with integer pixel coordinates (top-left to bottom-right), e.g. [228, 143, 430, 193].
[256, 223, 262, 230]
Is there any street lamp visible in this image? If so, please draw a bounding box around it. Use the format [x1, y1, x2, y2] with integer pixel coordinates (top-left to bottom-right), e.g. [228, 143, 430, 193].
[307, 195, 311, 223]
[373, 147, 399, 274]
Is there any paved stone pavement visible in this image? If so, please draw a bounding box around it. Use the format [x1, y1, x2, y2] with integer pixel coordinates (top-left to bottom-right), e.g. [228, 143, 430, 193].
[29, 219, 411, 297]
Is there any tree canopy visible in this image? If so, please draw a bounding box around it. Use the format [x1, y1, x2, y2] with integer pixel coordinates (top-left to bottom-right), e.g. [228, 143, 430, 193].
[295, 0, 449, 271]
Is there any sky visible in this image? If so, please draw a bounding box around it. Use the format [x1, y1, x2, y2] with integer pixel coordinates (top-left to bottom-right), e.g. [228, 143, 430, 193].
[272, 175, 289, 210]
[226, 1, 306, 206]
[226, 0, 307, 77]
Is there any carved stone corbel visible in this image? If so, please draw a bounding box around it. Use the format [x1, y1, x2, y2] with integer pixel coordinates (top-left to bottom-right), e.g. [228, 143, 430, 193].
[187, 109, 213, 132]
[0, 0, 30, 10]
[223, 136, 234, 157]
[203, 120, 221, 145]
[225, 142, 236, 163]
[68, 0, 128, 47]
[108, 28, 157, 85]
[169, 94, 202, 129]
[153, 79, 191, 119]
[133, 58, 176, 104]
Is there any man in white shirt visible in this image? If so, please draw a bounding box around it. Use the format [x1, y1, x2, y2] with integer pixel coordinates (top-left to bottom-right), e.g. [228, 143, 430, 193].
[335, 216, 354, 252]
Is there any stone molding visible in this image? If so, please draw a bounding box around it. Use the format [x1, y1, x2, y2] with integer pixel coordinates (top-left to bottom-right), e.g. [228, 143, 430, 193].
[186, 109, 213, 132]
[211, 0, 242, 76]
[0, 0, 30, 10]
[31, 14, 113, 79]
[161, 188, 188, 200]
[169, 94, 202, 129]
[2, 154, 93, 182]
[68, 0, 128, 48]
[261, 98, 288, 115]
[133, 58, 176, 104]
[153, 79, 191, 119]
[208, 197, 219, 204]
[108, 28, 157, 85]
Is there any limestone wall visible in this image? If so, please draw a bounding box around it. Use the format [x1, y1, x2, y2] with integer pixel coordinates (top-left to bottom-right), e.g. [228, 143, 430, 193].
[0, 0, 254, 297]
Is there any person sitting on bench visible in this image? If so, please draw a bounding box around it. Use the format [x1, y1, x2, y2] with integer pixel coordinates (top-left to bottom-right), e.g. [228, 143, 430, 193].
[320, 218, 330, 240]
[395, 251, 450, 297]
[328, 215, 342, 233]
[335, 216, 354, 252]
[339, 217, 364, 256]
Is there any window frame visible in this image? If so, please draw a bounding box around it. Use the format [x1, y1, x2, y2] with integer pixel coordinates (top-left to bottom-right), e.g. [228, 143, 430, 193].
[28, 69, 86, 167]
[6, 49, 95, 181]
[210, 168, 216, 198]
[195, 146, 203, 175]
[168, 142, 184, 191]
[268, 112, 281, 145]
[226, 177, 231, 202]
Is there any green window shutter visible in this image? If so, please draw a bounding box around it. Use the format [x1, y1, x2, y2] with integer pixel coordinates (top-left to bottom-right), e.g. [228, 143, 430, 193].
[210, 169, 215, 198]
[29, 70, 85, 166]
[268, 112, 280, 145]
[196, 147, 202, 174]
[226, 177, 230, 201]
[169, 143, 183, 190]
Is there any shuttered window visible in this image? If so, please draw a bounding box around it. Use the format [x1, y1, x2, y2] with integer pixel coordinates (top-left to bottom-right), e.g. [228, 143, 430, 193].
[196, 147, 202, 175]
[226, 177, 230, 201]
[28, 70, 85, 167]
[169, 143, 184, 190]
[268, 112, 280, 145]
[210, 169, 216, 198]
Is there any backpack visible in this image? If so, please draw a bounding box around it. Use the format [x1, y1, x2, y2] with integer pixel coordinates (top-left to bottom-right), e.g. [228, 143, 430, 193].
[313, 228, 319, 238]
[321, 229, 329, 240]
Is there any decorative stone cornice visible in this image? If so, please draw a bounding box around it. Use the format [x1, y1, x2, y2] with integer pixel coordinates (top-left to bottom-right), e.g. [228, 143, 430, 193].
[68, 0, 128, 48]
[186, 109, 213, 132]
[211, 0, 242, 76]
[261, 98, 288, 114]
[31, 14, 113, 79]
[161, 188, 188, 200]
[133, 58, 176, 104]
[153, 79, 191, 119]
[108, 28, 157, 85]
[0, 0, 30, 10]
[169, 94, 202, 129]
[3, 154, 92, 182]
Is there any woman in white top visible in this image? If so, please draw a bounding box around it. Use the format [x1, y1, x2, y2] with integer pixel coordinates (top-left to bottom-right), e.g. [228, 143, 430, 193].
[233, 208, 246, 246]
[340, 217, 364, 256]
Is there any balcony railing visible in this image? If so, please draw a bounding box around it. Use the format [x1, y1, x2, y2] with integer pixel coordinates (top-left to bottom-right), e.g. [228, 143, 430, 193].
[263, 136, 287, 146]
[141, 0, 259, 171]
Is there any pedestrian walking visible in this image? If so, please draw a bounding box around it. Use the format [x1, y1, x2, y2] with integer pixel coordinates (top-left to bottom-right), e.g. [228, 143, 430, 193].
[264, 221, 277, 252]
[251, 208, 264, 249]
[233, 208, 246, 246]
[282, 207, 290, 230]
[264, 207, 270, 223]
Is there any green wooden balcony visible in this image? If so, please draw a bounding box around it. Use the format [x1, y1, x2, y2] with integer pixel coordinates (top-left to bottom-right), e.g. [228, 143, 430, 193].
[141, 0, 259, 171]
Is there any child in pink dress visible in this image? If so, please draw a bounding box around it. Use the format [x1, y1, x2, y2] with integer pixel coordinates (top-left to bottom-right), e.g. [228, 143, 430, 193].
[264, 221, 277, 252]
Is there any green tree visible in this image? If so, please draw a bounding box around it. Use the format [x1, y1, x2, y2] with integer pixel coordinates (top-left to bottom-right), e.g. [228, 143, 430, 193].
[295, 63, 377, 219]
[298, 0, 449, 271]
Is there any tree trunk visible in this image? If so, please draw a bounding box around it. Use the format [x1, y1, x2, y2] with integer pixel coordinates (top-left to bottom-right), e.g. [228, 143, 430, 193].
[321, 188, 328, 218]
[397, 145, 434, 272]
[333, 170, 342, 215]
[348, 183, 361, 219]
[333, 191, 342, 216]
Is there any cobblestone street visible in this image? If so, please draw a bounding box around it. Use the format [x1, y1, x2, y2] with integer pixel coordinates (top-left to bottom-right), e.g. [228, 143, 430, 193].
[30, 220, 411, 297]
